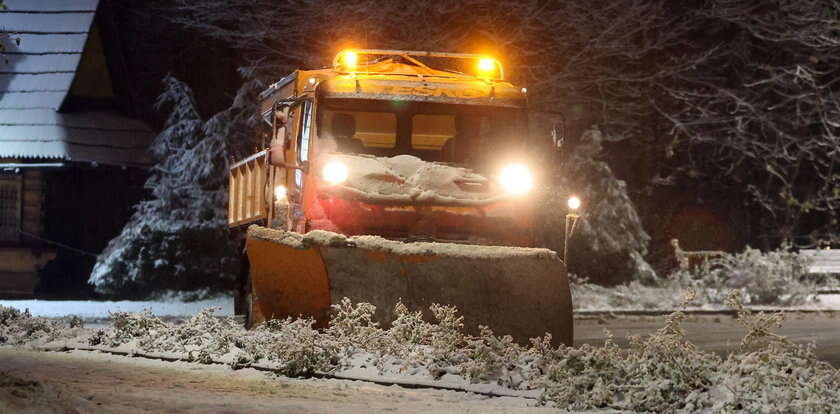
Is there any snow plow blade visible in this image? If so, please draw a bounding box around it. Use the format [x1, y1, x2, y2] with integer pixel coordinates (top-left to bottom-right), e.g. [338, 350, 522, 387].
[244, 226, 572, 345]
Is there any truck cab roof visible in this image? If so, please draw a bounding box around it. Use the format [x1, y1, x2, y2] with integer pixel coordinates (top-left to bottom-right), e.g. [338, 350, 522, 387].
[259, 50, 527, 119]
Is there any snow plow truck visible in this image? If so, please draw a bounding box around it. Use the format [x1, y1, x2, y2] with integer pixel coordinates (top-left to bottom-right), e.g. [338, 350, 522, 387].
[228, 50, 572, 344]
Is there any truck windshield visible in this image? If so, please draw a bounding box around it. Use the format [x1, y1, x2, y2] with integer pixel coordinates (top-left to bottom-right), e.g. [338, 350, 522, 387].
[317, 99, 524, 165]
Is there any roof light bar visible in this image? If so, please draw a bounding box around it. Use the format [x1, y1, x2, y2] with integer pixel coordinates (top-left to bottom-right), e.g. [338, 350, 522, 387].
[332, 49, 504, 80]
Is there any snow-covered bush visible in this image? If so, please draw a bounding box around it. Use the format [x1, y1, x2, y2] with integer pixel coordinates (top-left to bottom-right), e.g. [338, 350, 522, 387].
[571, 248, 818, 310]
[540, 293, 840, 412]
[103, 310, 168, 347]
[64, 315, 84, 329]
[541, 292, 718, 411]
[85, 306, 341, 376]
[671, 247, 816, 306]
[326, 298, 382, 352]
[140, 308, 240, 362]
[374, 302, 468, 378]
[0, 305, 69, 345]
[704, 294, 840, 413]
[386, 303, 465, 357]
[570, 278, 691, 310]
[0, 305, 25, 326]
[259, 317, 340, 376]
[386, 302, 434, 348]
[90, 76, 238, 299]
[461, 326, 525, 387]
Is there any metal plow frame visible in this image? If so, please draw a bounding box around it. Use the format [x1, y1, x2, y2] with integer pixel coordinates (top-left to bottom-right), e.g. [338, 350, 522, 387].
[244, 226, 572, 345]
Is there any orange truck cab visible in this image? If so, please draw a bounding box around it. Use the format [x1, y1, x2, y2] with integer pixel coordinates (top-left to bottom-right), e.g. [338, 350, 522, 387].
[231, 50, 536, 246]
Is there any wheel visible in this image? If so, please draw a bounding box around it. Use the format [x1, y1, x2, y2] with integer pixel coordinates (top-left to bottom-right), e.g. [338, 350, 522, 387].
[243, 270, 255, 329]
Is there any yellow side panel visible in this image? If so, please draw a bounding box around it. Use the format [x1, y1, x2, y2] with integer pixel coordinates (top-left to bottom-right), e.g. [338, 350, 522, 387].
[228, 153, 269, 227]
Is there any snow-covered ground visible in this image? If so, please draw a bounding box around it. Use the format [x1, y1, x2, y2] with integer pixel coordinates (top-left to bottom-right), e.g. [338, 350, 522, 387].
[2, 348, 608, 414]
[817, 293, 840, 308]
[2, 296, 839, 412]
[1, 293, 837, 320]
[575, 293, 840, 314]
[0, 296, 233, 318]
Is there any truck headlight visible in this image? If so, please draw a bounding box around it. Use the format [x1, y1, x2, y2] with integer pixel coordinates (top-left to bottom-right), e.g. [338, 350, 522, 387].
[498, 163, 533, 195]
[322, 161, 348, 184]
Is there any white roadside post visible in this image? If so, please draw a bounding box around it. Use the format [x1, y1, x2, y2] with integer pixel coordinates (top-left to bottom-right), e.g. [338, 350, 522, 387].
[564, 196, 581, 264]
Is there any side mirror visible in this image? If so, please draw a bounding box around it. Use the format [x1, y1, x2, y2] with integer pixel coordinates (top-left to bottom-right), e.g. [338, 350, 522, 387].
[268, 105, 291, 167]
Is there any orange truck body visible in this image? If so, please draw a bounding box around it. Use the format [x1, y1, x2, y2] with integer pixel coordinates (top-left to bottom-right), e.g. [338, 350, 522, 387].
[228, 50, 572, 344]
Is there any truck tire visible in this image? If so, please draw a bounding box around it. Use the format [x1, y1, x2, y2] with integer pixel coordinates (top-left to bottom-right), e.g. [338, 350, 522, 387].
[234, 243, 253, 327]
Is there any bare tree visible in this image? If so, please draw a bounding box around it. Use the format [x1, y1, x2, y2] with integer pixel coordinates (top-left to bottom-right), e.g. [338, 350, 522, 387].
[160, 0, 840, 283]
[510, 1, 840, 247]
[657, 1, 840, 246]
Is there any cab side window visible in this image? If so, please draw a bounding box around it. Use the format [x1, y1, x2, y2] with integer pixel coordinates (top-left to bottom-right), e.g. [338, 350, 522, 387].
[298, 101, 313, 164]
[295, 101, 313, 188]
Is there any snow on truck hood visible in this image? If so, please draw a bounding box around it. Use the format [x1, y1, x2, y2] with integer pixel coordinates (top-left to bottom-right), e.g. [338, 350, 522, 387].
[321, 153, 505, 206]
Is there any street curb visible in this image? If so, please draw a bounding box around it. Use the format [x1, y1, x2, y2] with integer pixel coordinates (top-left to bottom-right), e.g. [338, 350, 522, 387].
[36, 346, 539, 400]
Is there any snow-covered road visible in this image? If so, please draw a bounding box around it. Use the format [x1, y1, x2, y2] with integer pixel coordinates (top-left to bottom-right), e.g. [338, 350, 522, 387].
[2, 293, 837, 319]
[0, 297, 233, 318]
[576, 312, 840, 367]
[0, 348, 614, 414]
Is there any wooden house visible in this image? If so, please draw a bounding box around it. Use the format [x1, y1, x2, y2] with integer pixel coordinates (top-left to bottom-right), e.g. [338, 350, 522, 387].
[0, 0, 153, 298]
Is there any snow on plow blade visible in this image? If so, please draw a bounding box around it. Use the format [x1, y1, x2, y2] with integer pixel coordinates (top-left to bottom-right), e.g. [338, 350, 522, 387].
[245, 226, 572, 345]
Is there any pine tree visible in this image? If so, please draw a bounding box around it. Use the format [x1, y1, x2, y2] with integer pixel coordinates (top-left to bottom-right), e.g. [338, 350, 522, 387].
[89, 76, 238, 299]
[539, 127, 656, 285]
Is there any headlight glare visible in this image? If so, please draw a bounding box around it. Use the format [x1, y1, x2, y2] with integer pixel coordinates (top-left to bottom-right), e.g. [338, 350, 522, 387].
[498, 163, 534, 195]
[322, 161, 348, 184]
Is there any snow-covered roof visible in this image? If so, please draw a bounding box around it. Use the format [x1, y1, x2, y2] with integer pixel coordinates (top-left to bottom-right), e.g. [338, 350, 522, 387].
[0, 0, 154, 167]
